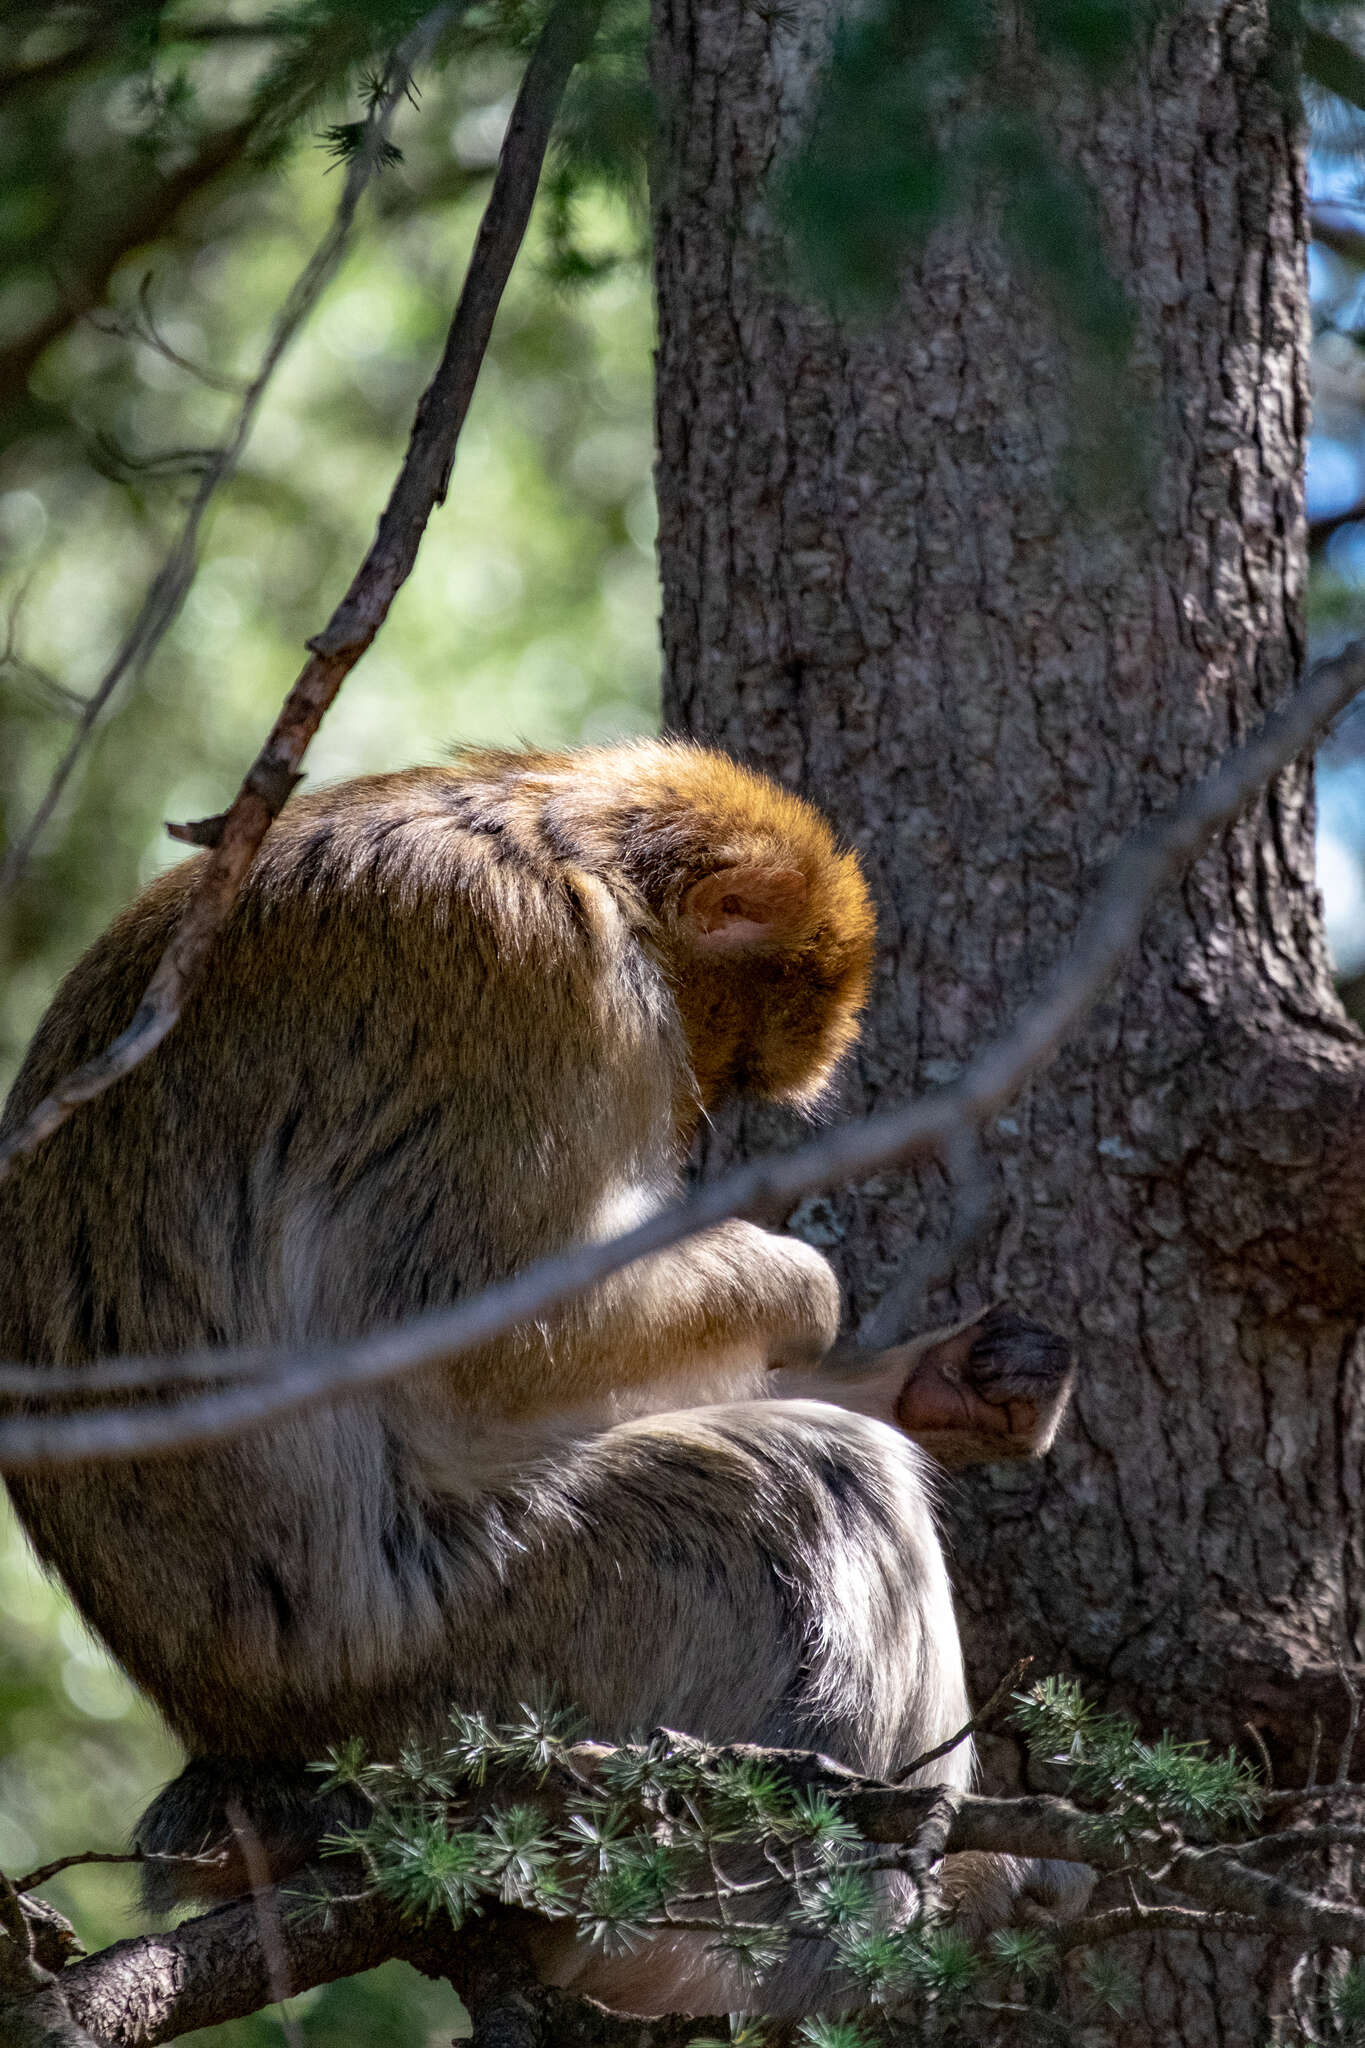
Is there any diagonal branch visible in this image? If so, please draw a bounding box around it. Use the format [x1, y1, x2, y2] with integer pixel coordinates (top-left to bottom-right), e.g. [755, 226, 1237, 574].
[0, 0, 606, 1190]
[25, 1736, 1365, 2045]
[1, 637, 1362, 1466]
[49, 1886, 723, 2048]
[0, 23, 438, 903]
[0, 118, 263, 417]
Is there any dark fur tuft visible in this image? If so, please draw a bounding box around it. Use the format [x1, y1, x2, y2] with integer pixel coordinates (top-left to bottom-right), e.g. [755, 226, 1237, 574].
[135, 1758, 372, 1912]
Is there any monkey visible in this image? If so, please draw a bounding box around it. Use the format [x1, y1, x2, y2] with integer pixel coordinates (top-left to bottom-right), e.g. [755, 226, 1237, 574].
[0, 738, 1079, 2014]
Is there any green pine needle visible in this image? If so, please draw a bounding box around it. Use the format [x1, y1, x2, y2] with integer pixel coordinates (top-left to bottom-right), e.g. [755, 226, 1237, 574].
[311, 1735, 369, 1791]
[786, 1790, 863, 1862]
[1332, 1958, 1365, 2037]
[1080, 1951, 1136, 2016]
[797, 1866, 875, 1936]
[796, 2019, 876, 2048]
[369, 1818, 496, 1926]
[989, 1925, 1056, 1979]
[316, 121, 404, 170]
[712, 1925, 790, 1983]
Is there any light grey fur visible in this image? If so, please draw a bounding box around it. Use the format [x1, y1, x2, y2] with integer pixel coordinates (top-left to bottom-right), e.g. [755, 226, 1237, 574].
[119, 1369, 1079, 2014]
[0, 752, 1085, 2011]
[514, 1399, 971, 2014]
[391, 1389, 977, 2016]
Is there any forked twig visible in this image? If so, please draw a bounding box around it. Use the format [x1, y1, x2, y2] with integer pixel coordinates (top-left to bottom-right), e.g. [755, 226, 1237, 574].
[1, 637, 1361, 1462]
[891, 1656, 1033, 1784]
[0, 0, 605, 1185]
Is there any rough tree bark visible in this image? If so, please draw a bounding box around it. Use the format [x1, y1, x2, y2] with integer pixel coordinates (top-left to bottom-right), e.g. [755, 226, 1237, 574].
[651, 1, 1365, 2037]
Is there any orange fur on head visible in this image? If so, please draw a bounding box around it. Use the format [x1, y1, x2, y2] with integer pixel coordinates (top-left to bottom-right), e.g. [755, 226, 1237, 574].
[486, 737, 877, 1117]
[641, 741, 876, 1112]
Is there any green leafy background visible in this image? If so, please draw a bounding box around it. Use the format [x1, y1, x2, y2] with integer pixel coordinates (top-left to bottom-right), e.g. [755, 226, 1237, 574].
[1, 19, 655, 2039]
[6, 3, 1365, 2040]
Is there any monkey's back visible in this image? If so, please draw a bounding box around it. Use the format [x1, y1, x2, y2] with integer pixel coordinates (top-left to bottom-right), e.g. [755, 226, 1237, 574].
[0, 764, 687, 1745]
[1, 764, 683, 1371]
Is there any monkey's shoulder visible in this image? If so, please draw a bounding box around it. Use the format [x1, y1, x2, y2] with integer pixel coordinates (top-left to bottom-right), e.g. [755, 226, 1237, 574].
[241, 769, 655, 971]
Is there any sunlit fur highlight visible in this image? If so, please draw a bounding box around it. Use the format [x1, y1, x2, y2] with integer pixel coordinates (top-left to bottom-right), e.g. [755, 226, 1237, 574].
[429, 737, 876, 1117]
[0, 739, 1074, 2011]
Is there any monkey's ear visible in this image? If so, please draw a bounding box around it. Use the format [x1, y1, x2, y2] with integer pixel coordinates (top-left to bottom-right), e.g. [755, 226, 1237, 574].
[680, 866, 809, 952]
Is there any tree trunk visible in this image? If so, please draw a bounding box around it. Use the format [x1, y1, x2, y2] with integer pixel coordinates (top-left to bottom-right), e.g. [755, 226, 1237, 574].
[651, 1, 1365, 2036]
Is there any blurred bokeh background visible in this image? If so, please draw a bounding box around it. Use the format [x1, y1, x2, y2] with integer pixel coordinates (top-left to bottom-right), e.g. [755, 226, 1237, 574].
[0, 23, 654, 2040]
[1307, 107, 1365, 1002]
[6, 9, 1365, 2043]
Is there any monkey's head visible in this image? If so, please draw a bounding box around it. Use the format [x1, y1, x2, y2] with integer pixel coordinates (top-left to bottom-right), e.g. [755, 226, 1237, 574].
[555, 740, 877, 1116]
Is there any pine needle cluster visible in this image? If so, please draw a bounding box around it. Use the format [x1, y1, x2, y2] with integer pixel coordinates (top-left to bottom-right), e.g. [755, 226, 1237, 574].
[302, 1684, 1285, 2041]
[312, 1704, 999, 2035]
[1011, 1676, 1264, 1836]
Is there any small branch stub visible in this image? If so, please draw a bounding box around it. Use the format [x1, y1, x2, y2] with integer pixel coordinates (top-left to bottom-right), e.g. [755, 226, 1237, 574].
[0, 0, 605, 1189]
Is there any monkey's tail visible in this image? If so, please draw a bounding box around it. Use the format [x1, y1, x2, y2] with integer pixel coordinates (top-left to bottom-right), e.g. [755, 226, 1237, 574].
[134, 1758, 372, 1913]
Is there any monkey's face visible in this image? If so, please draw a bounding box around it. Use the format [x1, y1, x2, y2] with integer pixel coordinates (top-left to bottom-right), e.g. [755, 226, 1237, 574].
[535, 735, 878, 1123]
[667, 856, 875, 1115]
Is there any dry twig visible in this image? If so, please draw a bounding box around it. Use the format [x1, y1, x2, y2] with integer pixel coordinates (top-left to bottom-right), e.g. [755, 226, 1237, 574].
[1, 636, 1360, 1464]
[0, 0, 605, 1187]
[12, 1846, 225, 1895]
[891, 1656, 1033, 1783]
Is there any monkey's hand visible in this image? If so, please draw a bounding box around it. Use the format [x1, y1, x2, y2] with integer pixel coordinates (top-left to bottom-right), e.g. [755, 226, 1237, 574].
[938, 1850, 1094, 1934]
[550, 1221, 841, 1394]
[755, 1230, 843, 1368]
[891, 1305, 1075, 1466]
[773, 1304, 1074, 1466]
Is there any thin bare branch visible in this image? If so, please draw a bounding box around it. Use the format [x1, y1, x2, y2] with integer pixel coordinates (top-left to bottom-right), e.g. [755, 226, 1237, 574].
[854, 1121, 993, 1352]
[0, 23, 434, 903]
[0, 0, 605, 1194]
[12, 1845, 226, 1895]
[938, 1792, 1365, 1951]
[87, 274, 251, 396]
[0, 117, 263, 413]
[1234, 1823, 1365, 1865]
[2, 636, 1362, 1464]
[890, 1657, 1033, 1784]
[226, 1802, 301, 2048]
[1261, 1782, 1365, 1811]
[1051, 1903, 1260, 1949]
[1243, 1721, 1275, 1790]
[0, 582, 82, 717]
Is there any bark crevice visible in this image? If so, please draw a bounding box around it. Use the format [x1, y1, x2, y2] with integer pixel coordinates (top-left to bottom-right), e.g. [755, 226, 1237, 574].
[651, 2, 1357, 2036]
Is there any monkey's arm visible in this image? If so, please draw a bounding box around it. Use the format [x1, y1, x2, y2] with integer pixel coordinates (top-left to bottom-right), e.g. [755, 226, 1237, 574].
[771, 1305, 1075, 1467]
[439, 1221, 843, 1419]
[565, 1219, 841, 1373]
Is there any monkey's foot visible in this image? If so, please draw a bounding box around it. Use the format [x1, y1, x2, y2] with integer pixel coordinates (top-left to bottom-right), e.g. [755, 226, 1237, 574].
[891, 1305, 1075, 1467]
[939, 1849, 1094, 1934]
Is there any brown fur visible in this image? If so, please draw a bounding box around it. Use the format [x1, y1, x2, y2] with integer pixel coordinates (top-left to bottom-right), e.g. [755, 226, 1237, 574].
[0, 739, 1081, 2003]
[1, 742, 871, 1417]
